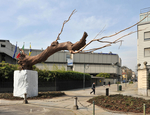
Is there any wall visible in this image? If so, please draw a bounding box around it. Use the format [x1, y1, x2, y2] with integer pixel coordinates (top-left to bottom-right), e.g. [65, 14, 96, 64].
[137, 22, 150, 68]
[137, 62, 149, 96]
[35, 63, 67, 71]
[73, 53, 121, 75]
[0, 40, 20, 59]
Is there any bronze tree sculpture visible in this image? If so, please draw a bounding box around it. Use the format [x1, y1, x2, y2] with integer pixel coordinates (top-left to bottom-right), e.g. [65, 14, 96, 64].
[18, 32, 87, 70]
[17, 9, 149, 70]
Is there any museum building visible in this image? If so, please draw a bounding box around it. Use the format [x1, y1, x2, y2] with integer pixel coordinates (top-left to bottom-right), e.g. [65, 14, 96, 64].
[0, 39, 122, 77]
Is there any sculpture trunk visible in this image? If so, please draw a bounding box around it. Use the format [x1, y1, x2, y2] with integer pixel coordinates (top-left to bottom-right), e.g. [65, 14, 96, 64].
[18, 32, 88, 70]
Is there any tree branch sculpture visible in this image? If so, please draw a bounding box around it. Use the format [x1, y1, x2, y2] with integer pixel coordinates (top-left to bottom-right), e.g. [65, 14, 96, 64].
[17, 9, 150, 70]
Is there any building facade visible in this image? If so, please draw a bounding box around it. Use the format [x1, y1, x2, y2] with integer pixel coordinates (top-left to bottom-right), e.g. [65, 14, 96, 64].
[0, 39, 122, 77]
[137, 7, 150, 68]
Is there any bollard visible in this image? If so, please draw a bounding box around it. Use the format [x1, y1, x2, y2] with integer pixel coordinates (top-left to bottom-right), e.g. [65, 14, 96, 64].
[93, 101, 95, 115]
[106, 88, 109, 96]
[23, 93, 28, 104]
[143, 103, 146, 115]
[73, 96, 78, 110]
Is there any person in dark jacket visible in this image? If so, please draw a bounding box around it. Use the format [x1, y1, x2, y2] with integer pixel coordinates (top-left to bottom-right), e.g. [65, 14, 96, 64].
[108, 81, 111, 87]
[103, 81, 105, 87]
[90, 82, 95, 95]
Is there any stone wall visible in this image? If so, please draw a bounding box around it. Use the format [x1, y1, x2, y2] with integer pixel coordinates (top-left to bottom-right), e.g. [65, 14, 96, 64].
[137, 62, 149, 96]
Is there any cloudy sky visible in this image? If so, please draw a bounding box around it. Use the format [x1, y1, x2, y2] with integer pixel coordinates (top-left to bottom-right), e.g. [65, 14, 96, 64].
[0, 0, 150, 71]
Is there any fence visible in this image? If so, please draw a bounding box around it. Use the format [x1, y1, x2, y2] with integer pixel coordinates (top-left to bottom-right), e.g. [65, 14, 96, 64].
[0, 80, 91, 93]
[31, 96, 147, 115]
[0, 81, 13, 93]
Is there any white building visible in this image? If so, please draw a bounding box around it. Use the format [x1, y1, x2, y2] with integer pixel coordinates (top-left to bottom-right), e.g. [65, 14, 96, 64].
[0, 39, 122, 77]
[137, 7, 150, 68]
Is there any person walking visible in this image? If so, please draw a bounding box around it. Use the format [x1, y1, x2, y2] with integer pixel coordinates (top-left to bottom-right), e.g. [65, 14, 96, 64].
[103, 81, 105, 87]
[90, 82, 95, 95]
[108, 81, 111, 87]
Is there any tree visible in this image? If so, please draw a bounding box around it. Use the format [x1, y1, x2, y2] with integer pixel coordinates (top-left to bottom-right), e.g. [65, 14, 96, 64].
[17, 9, 149, 70]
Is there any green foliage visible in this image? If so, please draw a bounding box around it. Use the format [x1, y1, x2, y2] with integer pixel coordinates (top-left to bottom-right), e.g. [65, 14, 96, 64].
[36, 69, 91, 81]
[60, 65, 66, 71]
[129, 81, 133, 84]
[52, 64, 59, 71]
[0, 62, 91, 82]
[116, 81, 121, 84]
[0, 62, 18, 81]
[52, 64, 66, 71]
[42, 62, 49, 70]
[96, 73, 110, 78]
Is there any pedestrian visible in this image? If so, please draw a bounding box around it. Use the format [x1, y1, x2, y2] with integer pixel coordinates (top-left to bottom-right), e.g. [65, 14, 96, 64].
[103, 81, 105, 87]
[90, 82, 95, 95]
[108, 81, 111, 87]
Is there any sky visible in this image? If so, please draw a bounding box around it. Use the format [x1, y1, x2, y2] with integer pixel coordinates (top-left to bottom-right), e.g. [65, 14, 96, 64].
[0, 0, 150, 72]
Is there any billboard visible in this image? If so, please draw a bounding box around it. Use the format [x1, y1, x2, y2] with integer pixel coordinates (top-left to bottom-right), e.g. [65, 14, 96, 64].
[67, 59, 73, 66]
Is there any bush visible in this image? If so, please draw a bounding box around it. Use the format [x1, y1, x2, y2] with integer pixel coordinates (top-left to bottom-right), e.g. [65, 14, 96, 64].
[0, 62, 91, 82]
[129, 81, 133, 84]
[96, 73, 110, 78]
[37, 69, 91, 81]
[0, 61, 19, 81]
[116, 81, 121, 84]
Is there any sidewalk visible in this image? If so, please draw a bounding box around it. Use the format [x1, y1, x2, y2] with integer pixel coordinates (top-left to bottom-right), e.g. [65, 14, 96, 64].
[0, 82, 149, 115]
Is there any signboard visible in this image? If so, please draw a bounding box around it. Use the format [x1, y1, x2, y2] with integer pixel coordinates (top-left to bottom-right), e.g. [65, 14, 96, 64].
[67, 59, 73, 66]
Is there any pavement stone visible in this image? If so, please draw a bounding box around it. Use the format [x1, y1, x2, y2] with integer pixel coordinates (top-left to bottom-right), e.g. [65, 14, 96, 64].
[0, 82, 150, 115]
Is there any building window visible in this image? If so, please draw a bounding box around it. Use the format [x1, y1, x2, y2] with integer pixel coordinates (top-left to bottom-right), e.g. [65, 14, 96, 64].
[144, 31, 150, 40]
[1, 44, 5, 47]
[144, 48, 150, 57]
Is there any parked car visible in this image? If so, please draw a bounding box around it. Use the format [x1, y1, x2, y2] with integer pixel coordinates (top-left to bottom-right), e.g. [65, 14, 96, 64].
[123, 80, 128, 83]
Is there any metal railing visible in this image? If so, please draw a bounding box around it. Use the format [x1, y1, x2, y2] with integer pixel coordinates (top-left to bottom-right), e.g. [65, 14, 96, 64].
[0, 80, 91, 92]
[140, 7, 150, 14]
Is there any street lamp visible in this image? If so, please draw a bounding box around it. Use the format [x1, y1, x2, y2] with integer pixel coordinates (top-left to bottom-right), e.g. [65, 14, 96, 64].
[112, 62, 120, 91]
[83, 64, 89, 90]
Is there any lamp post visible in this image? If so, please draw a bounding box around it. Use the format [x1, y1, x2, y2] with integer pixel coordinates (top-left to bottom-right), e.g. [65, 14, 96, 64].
[83, 64, 89, 90]
[112, 62, 119, 91]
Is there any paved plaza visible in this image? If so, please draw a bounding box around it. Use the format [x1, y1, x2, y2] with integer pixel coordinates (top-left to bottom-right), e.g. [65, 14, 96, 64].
[0, 82, 150, 115]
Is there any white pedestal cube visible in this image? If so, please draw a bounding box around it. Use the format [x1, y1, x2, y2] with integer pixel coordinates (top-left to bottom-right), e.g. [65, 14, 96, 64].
[13, 70, 38, 98]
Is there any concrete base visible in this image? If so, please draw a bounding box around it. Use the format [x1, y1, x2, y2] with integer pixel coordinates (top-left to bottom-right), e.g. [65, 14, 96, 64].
[73, 105, 78, 110]
[13, 70, 38, 98]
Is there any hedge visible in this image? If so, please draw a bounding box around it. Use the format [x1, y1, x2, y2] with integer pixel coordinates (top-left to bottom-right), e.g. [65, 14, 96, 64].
[0, 62, 91, 82]
[96, 73, 110, 78]
[0, 62, 18, 81]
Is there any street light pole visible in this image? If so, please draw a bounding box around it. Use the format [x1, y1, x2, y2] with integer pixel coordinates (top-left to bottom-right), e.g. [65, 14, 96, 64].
[117, 66, 119, 91]
[83, 64, 85, 90]
[83, 64, 89, 90]
[117, 65, 120, 91]
[112, 62, 119, 91]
